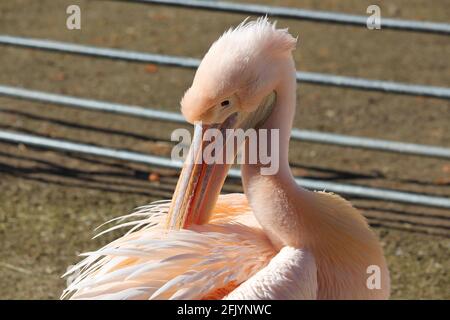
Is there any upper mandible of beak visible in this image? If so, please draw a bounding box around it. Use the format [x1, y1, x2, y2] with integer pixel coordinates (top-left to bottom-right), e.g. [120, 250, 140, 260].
[166, 113, 238, 230]
[166, 92, 276, 230]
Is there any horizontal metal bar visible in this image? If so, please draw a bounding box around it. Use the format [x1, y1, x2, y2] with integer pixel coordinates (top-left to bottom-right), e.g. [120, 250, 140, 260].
[0, 35, 200, 68]
[0, 85, 186, 123]
[1, 35, 449, 99]
[0, 130, 449, 209]
[2, 85, 450, 159]
[297, 72, 450, 98]
[291, 130, 450, 159]
[118, 0, 450, 35]
[0, 130, 182, 170]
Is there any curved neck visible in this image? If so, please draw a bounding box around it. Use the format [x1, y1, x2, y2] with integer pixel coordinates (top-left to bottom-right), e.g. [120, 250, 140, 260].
[240, 58, 390, 298]
[241, 57, 306, 249]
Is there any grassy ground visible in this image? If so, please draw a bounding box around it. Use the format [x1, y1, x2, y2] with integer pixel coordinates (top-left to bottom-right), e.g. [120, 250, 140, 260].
[0, 0, 449, 299]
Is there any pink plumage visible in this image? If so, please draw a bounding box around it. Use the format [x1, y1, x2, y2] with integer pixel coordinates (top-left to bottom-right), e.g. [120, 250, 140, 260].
[63, 18, 390, 300]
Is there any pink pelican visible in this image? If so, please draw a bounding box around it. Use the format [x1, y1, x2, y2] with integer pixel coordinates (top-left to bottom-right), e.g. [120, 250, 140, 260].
[63, 18, 390, 300]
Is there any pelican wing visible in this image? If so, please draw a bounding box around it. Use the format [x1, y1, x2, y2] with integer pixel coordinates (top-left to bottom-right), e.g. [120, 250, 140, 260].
[225, 247, 317, 300]
[63, 194, 277, 300]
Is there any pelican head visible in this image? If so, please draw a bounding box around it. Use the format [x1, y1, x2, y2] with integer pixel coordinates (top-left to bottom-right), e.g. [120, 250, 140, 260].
[167, 18, 297, 229]
[181, 18, 296, 124]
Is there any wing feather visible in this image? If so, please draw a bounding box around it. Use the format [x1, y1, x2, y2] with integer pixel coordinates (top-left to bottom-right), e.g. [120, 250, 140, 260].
[225, 247, 317, 300]
[63, 194, 276, 300]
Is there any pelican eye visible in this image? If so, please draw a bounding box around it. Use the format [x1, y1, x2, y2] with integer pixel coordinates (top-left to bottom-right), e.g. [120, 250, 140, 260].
[221, 100, 230, 107]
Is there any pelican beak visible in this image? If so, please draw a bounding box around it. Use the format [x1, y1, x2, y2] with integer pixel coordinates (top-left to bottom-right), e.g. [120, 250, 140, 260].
[166, 92, 276, 230]
[166, 115, 236, 229]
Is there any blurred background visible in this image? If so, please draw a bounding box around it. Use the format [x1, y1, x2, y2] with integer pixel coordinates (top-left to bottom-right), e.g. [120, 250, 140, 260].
[0, 0, 449, 299]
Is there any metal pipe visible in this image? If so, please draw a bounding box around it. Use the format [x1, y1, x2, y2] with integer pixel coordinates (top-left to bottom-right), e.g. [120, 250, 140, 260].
[118, 0, 450, 35]
[2, 85, 450, 159]
[1, 35, 449, 99]
[0, 130, 449, 209]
